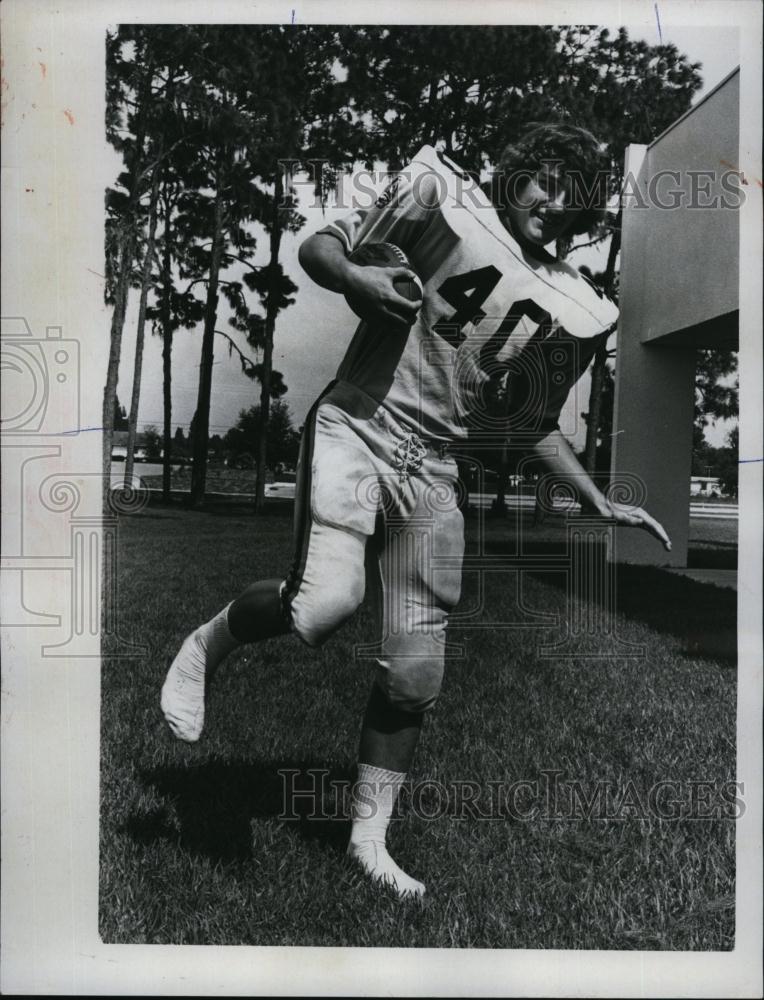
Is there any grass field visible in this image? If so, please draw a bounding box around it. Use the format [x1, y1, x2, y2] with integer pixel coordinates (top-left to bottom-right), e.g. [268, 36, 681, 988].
[100, 503, 737, 948]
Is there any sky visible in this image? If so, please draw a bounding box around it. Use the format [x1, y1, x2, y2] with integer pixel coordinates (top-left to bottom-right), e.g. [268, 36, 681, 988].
[115, 23, 740, 450]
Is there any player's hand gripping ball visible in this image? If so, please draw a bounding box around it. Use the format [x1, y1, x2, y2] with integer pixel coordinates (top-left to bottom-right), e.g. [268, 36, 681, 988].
[344, 242, 423, 330]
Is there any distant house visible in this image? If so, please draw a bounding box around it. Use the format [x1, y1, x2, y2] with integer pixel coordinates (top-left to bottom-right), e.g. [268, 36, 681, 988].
[111, 430, 152, 462]
[690, 476, 723, 497]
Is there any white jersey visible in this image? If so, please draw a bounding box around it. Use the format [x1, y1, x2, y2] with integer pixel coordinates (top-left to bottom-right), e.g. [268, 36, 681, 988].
[319, 145, 618, 442]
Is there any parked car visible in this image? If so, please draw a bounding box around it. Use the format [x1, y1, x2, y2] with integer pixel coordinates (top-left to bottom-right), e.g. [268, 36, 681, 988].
[264, 469, 297, 501]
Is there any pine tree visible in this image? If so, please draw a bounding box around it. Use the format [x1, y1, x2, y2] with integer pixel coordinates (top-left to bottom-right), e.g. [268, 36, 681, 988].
[338, 26, 562, 171]
[105, 26, 202, 497]
[173, 426, 187, 457]
[233, 27, 351, 511]
[123, 30, 198, 494]
[149, 117, 206, 500]
[163, 26, 284, 506]
[695, 349, 739, 433]
[103, 27, 158, 507]
[124, 158, 162, 487]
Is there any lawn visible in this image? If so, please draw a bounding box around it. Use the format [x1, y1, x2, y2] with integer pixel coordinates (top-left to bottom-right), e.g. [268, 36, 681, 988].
[100, 501, 737, 948]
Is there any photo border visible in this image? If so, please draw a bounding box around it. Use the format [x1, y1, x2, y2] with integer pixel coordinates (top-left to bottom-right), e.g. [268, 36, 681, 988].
[1, 0, 761, 995]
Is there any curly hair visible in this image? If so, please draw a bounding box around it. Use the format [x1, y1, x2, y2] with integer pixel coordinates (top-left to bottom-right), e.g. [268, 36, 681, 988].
[487, 122, 611, 236]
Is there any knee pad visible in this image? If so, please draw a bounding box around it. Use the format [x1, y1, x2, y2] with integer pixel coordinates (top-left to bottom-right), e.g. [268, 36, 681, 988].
[289, 571, 365, 648]
[374, 656, 445, 714]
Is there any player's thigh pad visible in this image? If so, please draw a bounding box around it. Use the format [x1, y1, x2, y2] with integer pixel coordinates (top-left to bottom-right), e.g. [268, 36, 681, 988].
[373, 468, 465, 713]
[287, 404, 378, 648]
[311, 404, 380, 536]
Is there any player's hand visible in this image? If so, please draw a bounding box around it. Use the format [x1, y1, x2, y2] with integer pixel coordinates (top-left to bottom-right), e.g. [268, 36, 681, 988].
[603, 500, 672, 551]
[343, 264, 422, 328]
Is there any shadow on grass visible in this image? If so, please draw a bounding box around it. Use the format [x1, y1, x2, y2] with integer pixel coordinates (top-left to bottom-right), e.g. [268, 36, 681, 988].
[157, 496, 295, 518]
[687, 544, 738, 567]
[117, 509, 179, 522]
[478, 539, 737, 665]
[125, 759, 352, 863]
[611, 564, 736, 663]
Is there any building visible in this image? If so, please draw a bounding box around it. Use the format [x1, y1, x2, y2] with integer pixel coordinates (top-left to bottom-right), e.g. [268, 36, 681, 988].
[110, 430, 151, 462]
[611, 69, 740, 566]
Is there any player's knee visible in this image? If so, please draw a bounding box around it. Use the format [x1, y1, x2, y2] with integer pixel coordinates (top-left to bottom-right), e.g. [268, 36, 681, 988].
[374, 657, 445, 714]
[289, 572, 365, 648]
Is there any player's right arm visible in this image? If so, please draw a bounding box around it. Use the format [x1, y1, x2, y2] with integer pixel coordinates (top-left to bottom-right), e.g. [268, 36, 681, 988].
[298, 232, 420, 328]
[528, 426, 672, 552]
[299, 149, 441, 329]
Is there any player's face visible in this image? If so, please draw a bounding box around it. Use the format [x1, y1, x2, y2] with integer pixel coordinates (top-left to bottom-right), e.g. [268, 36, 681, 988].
[504, 164, 582, 248]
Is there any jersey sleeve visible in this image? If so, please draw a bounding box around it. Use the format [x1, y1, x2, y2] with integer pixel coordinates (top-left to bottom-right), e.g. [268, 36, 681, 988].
[317, 153, 441, 257]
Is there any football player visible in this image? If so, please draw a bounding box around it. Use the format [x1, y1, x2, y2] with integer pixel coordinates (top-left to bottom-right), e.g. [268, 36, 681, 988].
[161, 122, 670, 899]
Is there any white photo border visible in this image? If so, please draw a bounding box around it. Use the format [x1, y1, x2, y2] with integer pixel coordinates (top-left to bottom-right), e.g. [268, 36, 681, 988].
[1, 0, 761, 995]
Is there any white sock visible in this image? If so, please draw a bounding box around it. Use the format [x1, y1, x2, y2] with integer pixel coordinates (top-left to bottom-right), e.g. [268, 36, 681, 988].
[347, 763, 425, 898]
[160, 603, 241, 742]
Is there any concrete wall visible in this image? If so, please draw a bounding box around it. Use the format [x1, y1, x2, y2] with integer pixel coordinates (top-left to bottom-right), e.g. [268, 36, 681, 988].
[638, 70, 740, 343]
[611, 70, 740, 566]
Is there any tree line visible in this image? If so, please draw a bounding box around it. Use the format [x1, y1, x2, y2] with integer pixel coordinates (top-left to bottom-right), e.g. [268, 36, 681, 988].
[104, 24, 708, 510]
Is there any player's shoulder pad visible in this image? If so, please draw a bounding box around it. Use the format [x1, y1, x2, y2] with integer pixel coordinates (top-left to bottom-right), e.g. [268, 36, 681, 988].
[375, 174, 402, 209]
[409, 144, 472, 181]
[435, 148, 472, 181]
[373, 146, 441, 208]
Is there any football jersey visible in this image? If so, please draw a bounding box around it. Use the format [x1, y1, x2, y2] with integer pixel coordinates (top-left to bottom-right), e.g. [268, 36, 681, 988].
[318, 145, 617, 443]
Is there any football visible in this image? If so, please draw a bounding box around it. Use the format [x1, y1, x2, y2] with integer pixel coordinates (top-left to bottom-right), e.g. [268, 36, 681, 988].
[345, 242, 423, 325]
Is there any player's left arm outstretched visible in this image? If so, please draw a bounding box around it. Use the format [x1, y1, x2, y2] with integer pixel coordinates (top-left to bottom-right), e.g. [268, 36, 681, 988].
[528, 425, 672, 551]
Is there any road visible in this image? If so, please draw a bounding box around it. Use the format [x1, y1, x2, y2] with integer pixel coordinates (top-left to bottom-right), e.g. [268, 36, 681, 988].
[467, 494, 739, 520]
[111, 467, 738, 521]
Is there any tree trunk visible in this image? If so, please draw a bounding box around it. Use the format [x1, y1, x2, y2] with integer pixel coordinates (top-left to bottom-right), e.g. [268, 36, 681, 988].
[426, 75, 440, 145]
[103, 233, 136, 505]
[255, 170, 285, 513]
[160, 201, 174, 502]
[102, 59, 154, 511]
[493, 438, 510, 515]
[124, 161, 161, 487]
[492, 374, 511, 513]
[584, 341, 609, 473]
[190, 172, 226, 506]
[602, 212, 621, 299]
[157, 83, 176, 505]
[583, 214, 621, 475]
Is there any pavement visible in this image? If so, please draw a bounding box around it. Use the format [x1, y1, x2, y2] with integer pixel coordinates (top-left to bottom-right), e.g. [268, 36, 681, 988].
[663, 567, 738, 590]
[468, 494, 739, 520]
